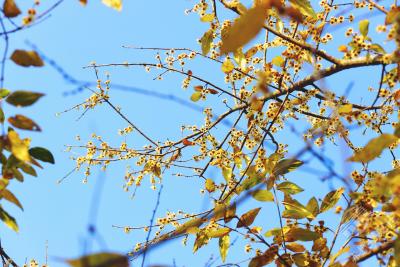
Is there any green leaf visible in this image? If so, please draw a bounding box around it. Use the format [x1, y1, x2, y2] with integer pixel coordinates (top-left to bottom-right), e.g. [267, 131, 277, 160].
[8, 114, 41, 131]
[273, 159, 303, 176]
[0, 89, 10, 98]
[251, 189, 274, 202]
[320, 188, 344, 213]
[67, 252, 128, 267]
[0, 206, 18, 232]
[6, 90, 44, 107]
[348, 134, 398, 163]
[289, 0, 317, 18]
[219, 234, 230, 263]
[286, 227, 320, 241]
[10, 49, 44, 67]
[395, 237, 400, 266]
[236, 207, 261, 228]
[359, 19, 369, 37]
[277, 181, 304, 195]
[283, 197, 314, 219]
[0, 108, 4, 124]
[200, 29, 214, 56]
[29, 147, 55, 164]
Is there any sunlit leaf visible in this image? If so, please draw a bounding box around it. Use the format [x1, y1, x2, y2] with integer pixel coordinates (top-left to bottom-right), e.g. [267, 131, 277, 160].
[236, 207, 261, 228]
[282, 197, 314, 219]
[224, 202, 236, 223]
[220, 3, 268, 54]
[338, 104, 352, 115]
[273, 159, 303, 176]
[251, 189, 274, 202]
[306, 197, 319, 217]
[359, 19, 369, 37]
[67, 252, 128, 267]
[277, 181, 304, 195]
[193, 231, 210, 253]
[205, 178, 215, 193]
[348, 134, 398, 163]
[271, 55, 284, 67]
[8, 115, 41, 131]
[289, 0, 317, 18]
[320, 187, 344, 213]
[28, 147, 54, 164]
[8, 131, 30, 162]
[200, 13, 214, 22]
[0, 89, 10, 99]
[207, 227, 230, 238]
[219, 234, 230, 263]
[222, 166, 232, 182]
[6, 90, 44, 107]
[0, 205, 18, 232]
[10, 50, 44, 67]
[3, 0, 21, 18]
[221, 58, 235, 74]
[190, 91, 202, 102]
[102, 0, 122, 11]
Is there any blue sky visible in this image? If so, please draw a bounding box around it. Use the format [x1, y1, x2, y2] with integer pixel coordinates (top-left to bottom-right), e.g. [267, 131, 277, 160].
[0, 1, 391, 266]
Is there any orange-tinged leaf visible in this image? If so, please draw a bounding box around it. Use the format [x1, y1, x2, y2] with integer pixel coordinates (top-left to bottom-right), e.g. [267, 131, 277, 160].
[271, 55, 284, 67]
[182, 138, 195, 146]
[286, 242, 306, 252]
[236, 207, 261, 228]
[224, 202, 236, 223]
[67, 252, 128, 267]
[1, 189, 23, 210]
[338, 45, 348, 53]
[249, 245, 278, 267]
[348, 134, 398, 163]
[79, 0, 88, 5]
[8, 115, 41, 131]
[220, 3, 268, 54]
[10, 50, 44, 67]
[3, 0, 21, 18]
[102, 0, 122, 11]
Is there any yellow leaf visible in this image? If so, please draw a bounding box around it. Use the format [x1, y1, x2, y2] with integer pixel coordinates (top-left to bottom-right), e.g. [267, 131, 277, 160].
[207, 227, 230, 238]
[190, 91, 202, 102]
[10, 50, 44, 67]
[271, 55, 284, 67]
[348, 134, 398, 163]
[205, 178, 215, 193]
[102, 0, 122, 11]
[3, 0, 21, 18]
[8, 131, 30, 162]
[221, 58, 235, 74]
[1, 189, 23, 210]
[220, 3, 268, 54]
[219, 235, 230, 262]
[200, 13, 215, 22]
[338, 104, 352, 114]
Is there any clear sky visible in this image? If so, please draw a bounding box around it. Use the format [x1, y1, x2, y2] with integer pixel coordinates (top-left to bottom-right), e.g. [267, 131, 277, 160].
[1, 1, 389, 266]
